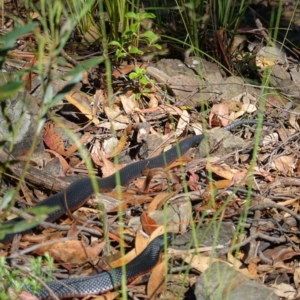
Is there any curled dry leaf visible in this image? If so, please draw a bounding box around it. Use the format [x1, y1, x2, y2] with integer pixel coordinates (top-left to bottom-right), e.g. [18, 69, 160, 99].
[109, 233, 153, 269]
[106, 130, 127, 159]
[176, 109, 189, 136]
[146, 192, 170, 212]
[120, 94, 138, 114]
[65, 93, 99, 125]
[97, 149, 118, 178]
[44, 149, 70, 174]
[104, 106, 130, 124]
[42, 122, 66, 155]
[270, 155, 296, 175]
[141, 211, 158, 235]
[206, 161, 237, 181]
[34, 240, 104, 266]
[294, 266, 300, 288]
[147, 261, 167, 300]
[270, 282, 296, 299]
[209, 103, 230, 126]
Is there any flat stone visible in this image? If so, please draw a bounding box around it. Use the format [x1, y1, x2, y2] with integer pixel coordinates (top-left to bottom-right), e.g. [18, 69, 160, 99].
[194, 261, 279, 300]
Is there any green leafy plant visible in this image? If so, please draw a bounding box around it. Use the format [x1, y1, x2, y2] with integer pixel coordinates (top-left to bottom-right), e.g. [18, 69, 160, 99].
[0, 253, 54, 297]
[129, 66, 153, 98]
[109, 12, 161, 61]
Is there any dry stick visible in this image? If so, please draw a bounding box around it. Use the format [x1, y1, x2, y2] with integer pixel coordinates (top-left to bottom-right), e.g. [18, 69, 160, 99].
[244, 209, 261, 264]
[248, 202, 300, 223]
[60, 48, 79, 66]
[230, 201, 300, 251]
[231, 233, 287, 252]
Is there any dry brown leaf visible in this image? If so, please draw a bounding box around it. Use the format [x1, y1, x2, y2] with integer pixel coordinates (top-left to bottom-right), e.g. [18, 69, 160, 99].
[175, 109, 189, 136]
[209, 103, 230, 126]
[65, 132, 92, 157]
[120, 94, 138, 114]
[94, 89, 107, 106]
[83, 291, 119, 300]
[67, 222, 80, 239]
[12, 290, 40, 300]
[42, 122, 65, 155]
[112, 63, 148, 78]
[91, 140, 104, 167]
[270, 283, 296, 299]
[147, 261, 166, 300]
[206, 162, 237, 180]
[147, 192, 171, 212]
[147, 93, 159, 108]
[97, 149, 118, 178]
[141, 212, 158, 235]
[44, 149, 70, 174]
[35, 240, 104, 265]
[231, 171, 248, 184]
[240, 103, 257, 113]
[109, 235, 151, 268]
[208, 179, 232, 190]
[264, 245, 300, 263]
[65, 93, 99, 125]
[135, 231, 150, 254]
[278, 197, 299, 206]
[190, 122, 203, 135]
[43, 122, 92, 158]
[270, 155, 296, 175]
[107, 130, 127, 159]
[289, 111, 300, 130]
[227, 252, 258, 279]
[294, 267, 300, 288]
[253, 167, 274, 182]
[150, 226, 169, 240]
[247, 261, 258, 277]
[182, 254, 223, 273]
[112, 65, 136, 78]
[104, 106, 130, 124]
[109, 194, 153, 212]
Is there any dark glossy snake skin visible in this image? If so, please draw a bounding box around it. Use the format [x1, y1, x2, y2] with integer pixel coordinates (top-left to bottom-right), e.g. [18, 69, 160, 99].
[26, 233, 172, 299]
[0, 120, 273, 244]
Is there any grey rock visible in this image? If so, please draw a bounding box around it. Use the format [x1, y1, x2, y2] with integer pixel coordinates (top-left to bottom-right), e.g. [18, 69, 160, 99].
[194, 128, 247, 159]
[194, 262, 279, 300]
[0, 73, 43, 156]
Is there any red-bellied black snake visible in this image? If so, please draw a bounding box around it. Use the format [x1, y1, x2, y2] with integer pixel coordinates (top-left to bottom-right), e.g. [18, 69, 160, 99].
[1, 120, 274, 298]
[23, 233, 172, 299]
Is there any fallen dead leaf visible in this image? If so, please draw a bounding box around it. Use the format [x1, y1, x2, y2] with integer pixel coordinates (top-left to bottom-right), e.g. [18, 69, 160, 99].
[209, 103, 230, 126]
[147, 192, 170, 212]
[270, 155, 296, 175]
[45, 149, 70, 174]
[83, 291, 119, 300]
[294, 266, 300, 288]
[120, 94, 138, 114]
[176, 110, 189, 136]
[34, 240, 104, 266]
[206, 161, 237, 180]
[106, 129, 128, 159]
[147, 261, 167, 300]
[141, 212, 158, 235]
[270, 282, 296, 299]
[65, 93, 99, 125]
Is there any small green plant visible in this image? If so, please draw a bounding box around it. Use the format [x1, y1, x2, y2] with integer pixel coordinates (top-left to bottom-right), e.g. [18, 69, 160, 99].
[0, 253, 54, 298]
[129, 66, 152, 98]
[109, 12, 161, 61]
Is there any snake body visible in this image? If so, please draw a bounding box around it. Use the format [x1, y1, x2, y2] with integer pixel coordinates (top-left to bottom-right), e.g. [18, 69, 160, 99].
[0, 120, 273, 244]
[1, 120, 274, 298]
[25, 233, 172, 299]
